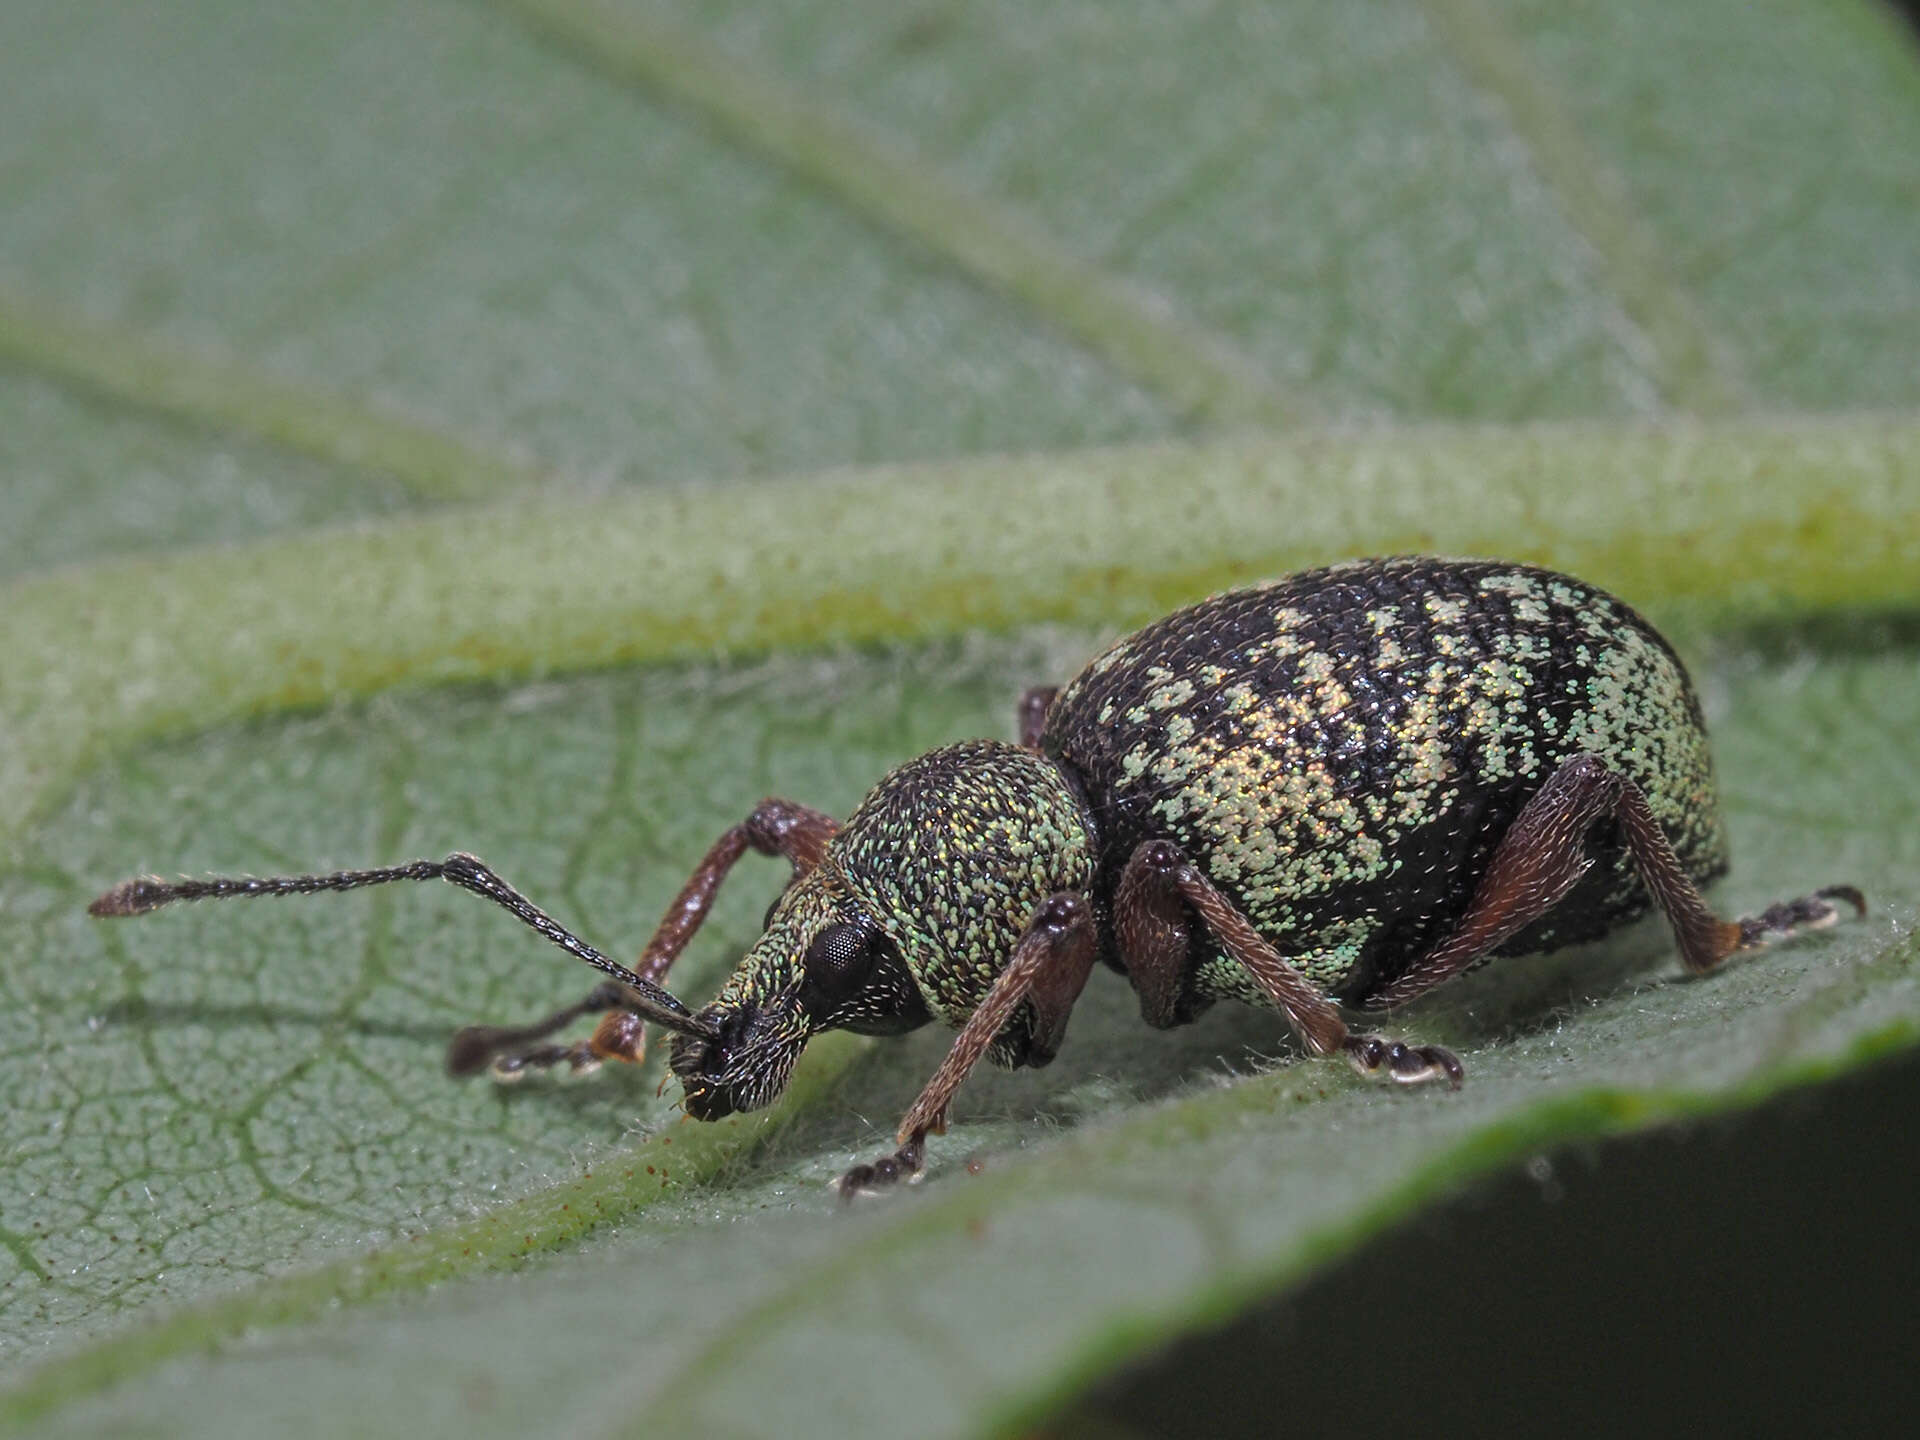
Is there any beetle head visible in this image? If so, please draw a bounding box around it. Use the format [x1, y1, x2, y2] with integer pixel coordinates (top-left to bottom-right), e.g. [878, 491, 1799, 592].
[668, 866, 927, 1119]
[670, 740, 1094, 1119]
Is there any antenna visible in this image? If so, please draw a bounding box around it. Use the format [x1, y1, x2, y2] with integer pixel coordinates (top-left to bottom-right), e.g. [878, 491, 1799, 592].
[89, 851, 719, 1041]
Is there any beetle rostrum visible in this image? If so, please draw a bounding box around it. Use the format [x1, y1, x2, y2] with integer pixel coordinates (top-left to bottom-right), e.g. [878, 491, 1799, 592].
[90, 556, 1865, 1197]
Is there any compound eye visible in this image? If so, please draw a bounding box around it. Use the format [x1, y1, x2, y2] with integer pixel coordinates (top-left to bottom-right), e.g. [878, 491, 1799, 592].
[800, 921, 877, 1012]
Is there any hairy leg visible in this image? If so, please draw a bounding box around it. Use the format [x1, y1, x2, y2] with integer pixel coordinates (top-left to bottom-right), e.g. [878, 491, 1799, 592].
[452, 797, 840, 1076]
[838, 892, 1096, 1197]
[1366, 755, 1864, 1011]
[1115, 839, 1462, 1086]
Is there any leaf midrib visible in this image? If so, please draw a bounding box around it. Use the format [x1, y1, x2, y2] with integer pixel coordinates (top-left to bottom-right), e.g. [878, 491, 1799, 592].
[3, 5, 1917, 1426]
[2, 412, 1916, 1414]
[7, 416, 1918, 862]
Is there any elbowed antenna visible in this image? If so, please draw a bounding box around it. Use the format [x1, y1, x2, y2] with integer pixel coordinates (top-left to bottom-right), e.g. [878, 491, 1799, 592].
[88, 851, 720, 1042]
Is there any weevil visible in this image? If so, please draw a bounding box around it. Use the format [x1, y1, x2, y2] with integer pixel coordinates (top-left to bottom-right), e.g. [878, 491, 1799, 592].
[91, 557, 1864, 1196]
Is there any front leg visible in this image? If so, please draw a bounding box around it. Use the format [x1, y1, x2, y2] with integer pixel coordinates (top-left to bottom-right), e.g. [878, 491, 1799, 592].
[1115, 839, 1462, 1087]
[449, 797, 839, 1077]
[838, 893, 1097, 1197]
[90, 852, 723, 1073]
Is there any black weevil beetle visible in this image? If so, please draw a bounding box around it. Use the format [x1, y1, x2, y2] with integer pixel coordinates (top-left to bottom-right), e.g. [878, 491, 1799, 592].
[91, 557, 1864, 1196]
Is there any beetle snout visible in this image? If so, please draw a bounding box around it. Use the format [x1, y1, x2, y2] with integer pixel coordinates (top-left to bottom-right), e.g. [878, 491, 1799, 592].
[668, 1005, 744, 1119]
[679, 1071, 738, 1121]
[668, 1000, 808, 1121]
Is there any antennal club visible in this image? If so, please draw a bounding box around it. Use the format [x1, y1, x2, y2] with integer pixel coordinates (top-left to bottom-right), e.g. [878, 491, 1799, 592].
[88, 852, 719, 1042]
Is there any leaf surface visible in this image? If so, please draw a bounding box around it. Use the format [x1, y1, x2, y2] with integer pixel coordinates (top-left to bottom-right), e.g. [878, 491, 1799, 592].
[1, 0, 1917, 1433]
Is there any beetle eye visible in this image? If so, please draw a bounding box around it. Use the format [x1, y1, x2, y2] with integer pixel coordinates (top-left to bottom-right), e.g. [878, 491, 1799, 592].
[799, 921, 876, 1011]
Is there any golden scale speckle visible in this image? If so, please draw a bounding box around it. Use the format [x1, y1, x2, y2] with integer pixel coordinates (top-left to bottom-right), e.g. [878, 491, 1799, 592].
[1043, 557, 1727, 1005]
[833, 740, 1096, 1026]
[704, 559, 1731, 1068]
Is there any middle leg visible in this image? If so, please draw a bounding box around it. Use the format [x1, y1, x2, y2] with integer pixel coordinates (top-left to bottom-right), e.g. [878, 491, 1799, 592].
[1115, 839, 1463, 1087]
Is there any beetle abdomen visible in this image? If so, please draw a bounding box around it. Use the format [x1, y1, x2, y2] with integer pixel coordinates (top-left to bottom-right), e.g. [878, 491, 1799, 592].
[1040, 557, 1728, 1007]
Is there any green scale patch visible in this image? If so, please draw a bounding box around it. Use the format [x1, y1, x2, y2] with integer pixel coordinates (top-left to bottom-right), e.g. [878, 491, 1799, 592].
[1043, 559, 1725, 999]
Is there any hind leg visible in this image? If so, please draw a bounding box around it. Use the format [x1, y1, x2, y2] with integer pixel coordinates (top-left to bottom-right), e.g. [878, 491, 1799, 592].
[1367, 755, 1865, 1011]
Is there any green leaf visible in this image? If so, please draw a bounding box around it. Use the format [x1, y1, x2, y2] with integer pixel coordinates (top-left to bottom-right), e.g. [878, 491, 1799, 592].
[1, 0, 1918, 1434]
[5, 600, 1917, 1437]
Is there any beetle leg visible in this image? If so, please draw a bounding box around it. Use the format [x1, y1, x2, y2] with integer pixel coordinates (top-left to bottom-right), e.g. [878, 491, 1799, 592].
[1365, 755, 1866, 1011]
[1117, 839, 1462, 1088]
[1120, 840, 1346, 1056]
[1113, 838, 1199, 1028]
[447, 979, 633, 1078]
[1340, 1032, 1466, 1086]
[630, 798, 840, 983]
[838, 892, 1096, 1198]
[447, 797, 839, 1076]
[1017, 686, 1059, 749]
[1024, 903, 1103, 1063]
